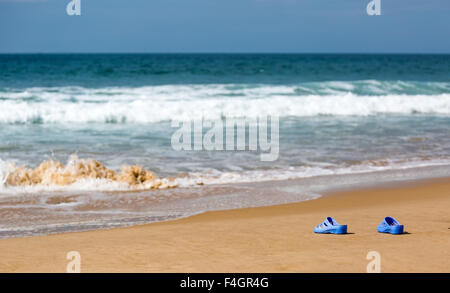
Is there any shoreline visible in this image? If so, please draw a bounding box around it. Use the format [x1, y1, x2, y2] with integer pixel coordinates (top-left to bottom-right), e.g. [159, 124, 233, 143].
[2, 166, 450, 239]
[0, 177, 449, 272]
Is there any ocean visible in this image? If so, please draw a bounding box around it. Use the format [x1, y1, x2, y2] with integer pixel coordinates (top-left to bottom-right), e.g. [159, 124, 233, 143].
[0, 54, 449, 237]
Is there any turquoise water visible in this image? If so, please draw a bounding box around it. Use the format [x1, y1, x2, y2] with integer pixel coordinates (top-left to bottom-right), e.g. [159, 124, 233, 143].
[2, 54, 450, 88]
[0, 54, 449, 237]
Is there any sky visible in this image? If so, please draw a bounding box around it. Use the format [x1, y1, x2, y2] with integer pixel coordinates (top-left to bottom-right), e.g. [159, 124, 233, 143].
[0, 0, 449, 53]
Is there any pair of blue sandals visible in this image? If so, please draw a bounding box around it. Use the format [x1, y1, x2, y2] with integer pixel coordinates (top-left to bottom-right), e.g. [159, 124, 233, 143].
[314, 216, 404, 235]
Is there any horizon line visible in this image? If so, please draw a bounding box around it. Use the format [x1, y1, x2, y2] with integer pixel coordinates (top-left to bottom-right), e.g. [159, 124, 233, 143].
[1, 52, 450, 55]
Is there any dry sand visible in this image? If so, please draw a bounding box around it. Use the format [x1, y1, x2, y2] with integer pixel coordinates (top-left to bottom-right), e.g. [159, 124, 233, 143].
[0, 178, 449, 273]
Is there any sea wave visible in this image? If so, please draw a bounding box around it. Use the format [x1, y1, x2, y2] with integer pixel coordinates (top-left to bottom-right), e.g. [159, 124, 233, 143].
[1, 155, 449, 194]
[0, 155, 179, 193]
[0, 82, 450, 124]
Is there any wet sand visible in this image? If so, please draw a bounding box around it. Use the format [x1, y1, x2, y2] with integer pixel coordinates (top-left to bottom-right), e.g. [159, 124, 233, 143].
[0, 178, 449, 272]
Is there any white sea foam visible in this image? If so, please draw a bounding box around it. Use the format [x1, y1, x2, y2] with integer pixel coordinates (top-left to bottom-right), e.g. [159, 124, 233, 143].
[0, 83, 450, 124]
[178, 158, 450, 186]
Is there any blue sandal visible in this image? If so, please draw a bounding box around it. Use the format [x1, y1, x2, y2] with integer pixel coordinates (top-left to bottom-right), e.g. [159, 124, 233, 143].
[314, 217, 348, 234]
[377, 217, 404, 234]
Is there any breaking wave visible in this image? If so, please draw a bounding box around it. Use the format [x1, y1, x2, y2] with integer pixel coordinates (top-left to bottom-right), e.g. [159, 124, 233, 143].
[1, 155, 450, 194]
[0, 155, 179, 192]
[0, 81, 449, 124]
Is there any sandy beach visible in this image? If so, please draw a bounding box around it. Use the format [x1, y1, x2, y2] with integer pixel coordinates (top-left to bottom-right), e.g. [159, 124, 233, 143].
[0, 178, 449, 273]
